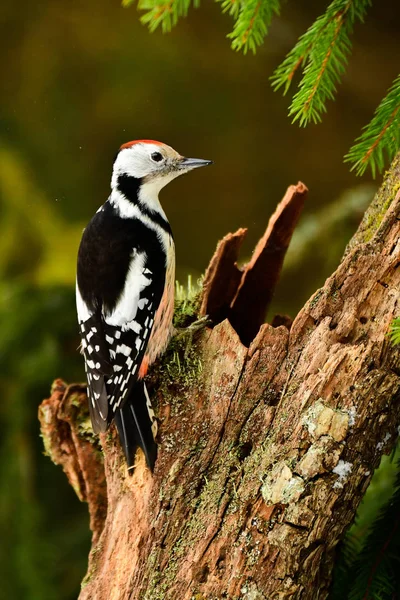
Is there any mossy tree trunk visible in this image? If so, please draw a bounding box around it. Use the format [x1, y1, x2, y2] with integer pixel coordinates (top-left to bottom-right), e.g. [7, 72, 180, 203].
[39, 158, 400, 600]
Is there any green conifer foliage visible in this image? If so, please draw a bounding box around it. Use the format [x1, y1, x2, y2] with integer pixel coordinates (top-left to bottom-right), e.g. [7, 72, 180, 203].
[122, 0, 400, 177]
[345, 75, 400, 176]
[270, 0, 372, 126]
[226, 0, 280, 54]
[330, 452, 400, 600]
[330, 321, 400, 600]
[389, 317, 400, 346]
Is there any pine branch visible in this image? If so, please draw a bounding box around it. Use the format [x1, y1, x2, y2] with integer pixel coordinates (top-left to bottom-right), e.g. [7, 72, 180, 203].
[270, 3, 347, 95]
[389, 317, 400, 346]
[124, 0, 195, 33]
[123, 0, 400, 177]
[271, 0, 371, 125]
[217, 0, 241, 20]
[330, 534, 363, 599]
[227, 0, 281, 54]
[346, 460, 400, 600]
[330, 430, 400, 599]
[345, 74, 400, 177]
[330, 456, 400, 600]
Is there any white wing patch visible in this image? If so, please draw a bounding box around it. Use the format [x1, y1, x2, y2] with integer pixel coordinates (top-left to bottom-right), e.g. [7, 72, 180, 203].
[105, 250, 151, 327]
[76, 281, 93, 323]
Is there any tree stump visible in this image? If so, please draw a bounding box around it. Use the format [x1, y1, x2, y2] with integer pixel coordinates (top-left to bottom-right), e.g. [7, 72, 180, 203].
[39, 157, 400, 600]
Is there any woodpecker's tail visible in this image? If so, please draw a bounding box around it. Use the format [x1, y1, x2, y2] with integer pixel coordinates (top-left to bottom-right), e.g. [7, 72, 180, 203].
[114, 380, 158, 472]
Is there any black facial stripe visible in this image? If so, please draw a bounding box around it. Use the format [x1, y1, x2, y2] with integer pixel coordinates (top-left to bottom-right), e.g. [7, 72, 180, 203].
[117, 174, 173, 237]
[142, 208, 173, 236]
[117, 173, 141, 199]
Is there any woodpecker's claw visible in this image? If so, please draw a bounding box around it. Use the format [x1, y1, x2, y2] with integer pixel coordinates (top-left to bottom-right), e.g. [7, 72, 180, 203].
[175, 316, 212, 359]
[175, 315, 212, 338]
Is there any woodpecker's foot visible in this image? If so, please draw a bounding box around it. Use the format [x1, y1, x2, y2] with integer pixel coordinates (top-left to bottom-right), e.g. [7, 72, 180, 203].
[175, 316, 212, 358]
[175, 315, 211, 338]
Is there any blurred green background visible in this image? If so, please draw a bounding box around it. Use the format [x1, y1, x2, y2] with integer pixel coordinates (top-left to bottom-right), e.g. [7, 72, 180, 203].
[1, 0, 399, 598]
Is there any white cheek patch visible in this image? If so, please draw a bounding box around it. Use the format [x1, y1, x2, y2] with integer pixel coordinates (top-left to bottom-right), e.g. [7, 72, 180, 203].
[111, 146, 155, 183]
[111, 143, 175, 183]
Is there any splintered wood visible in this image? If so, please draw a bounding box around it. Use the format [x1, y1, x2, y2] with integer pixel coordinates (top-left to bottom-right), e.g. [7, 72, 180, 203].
[201, 182, 308, 345]
[38, 380, 107, 545]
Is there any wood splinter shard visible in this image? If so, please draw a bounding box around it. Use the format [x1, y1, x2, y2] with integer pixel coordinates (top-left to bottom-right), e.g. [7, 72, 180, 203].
[201, 181, 308, 345]
[199, 227, 248, 323]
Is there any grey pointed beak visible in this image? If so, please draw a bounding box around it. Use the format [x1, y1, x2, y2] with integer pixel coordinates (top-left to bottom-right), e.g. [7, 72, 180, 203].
[178, 157, 213, 170]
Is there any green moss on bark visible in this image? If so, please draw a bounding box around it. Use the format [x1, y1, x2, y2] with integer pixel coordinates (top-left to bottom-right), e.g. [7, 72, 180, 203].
[346, 153, 400, 252]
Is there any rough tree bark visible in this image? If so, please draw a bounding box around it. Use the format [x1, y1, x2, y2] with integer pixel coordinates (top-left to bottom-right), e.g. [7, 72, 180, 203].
[39, 157, 400, 600]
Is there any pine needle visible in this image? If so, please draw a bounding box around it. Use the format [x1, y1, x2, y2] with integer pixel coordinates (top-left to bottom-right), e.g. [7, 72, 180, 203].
[124, 0, 400, 177]
[217, 0, 241, 19]
[227, 0, 280, 55]
[135, 0, 195, 33]
[345, 74, 400, 177]
[389, 317, 400, 346]
[271, 0, 372, 126]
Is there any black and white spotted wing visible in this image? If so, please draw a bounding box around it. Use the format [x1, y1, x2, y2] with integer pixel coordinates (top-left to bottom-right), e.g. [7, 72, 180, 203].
[77, 253, 162, 434]
[78, 313, 113, 433]
[103, 299, 156, 411]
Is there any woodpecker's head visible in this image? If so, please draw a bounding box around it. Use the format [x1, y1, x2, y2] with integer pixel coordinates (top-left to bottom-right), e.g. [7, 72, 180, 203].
[111, 140, 212, 196]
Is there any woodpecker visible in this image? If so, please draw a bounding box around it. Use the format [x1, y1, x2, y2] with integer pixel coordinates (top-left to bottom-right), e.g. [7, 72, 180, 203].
[76, 140, 212, 471]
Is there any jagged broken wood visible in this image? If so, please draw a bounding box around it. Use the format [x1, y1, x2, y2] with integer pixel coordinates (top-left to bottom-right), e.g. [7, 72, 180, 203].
[39, 381, 107, 544]
[39, 164, 400, 600]
[200, 182, 307, 344]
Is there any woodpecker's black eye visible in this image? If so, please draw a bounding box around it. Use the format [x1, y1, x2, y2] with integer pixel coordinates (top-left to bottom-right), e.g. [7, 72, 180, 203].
[151, 152, 163, 162]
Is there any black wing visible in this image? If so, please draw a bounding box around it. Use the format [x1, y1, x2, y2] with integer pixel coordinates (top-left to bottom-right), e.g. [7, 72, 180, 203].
[76, 204, 166, 435]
